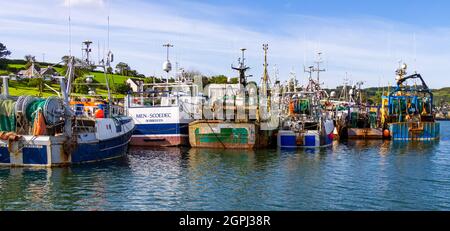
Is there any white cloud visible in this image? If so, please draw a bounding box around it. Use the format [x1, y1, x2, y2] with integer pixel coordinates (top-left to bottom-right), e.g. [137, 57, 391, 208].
[1, 0, 449, 88]
[63, 0, 105, 7]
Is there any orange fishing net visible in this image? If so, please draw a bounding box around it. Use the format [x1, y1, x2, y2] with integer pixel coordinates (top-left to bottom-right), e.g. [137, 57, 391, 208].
[32, 110, 46, 136]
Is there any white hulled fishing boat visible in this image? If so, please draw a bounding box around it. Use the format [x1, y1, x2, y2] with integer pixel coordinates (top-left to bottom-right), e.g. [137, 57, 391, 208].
[125, 43, 200, 146]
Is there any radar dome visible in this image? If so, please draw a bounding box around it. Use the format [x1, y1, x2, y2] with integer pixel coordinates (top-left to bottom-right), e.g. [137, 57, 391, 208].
[330, 91, 336, 98]
[163, 60, 172, 73]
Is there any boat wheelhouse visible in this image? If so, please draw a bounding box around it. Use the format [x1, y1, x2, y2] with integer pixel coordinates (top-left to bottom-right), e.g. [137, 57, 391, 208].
[125, 82, 200, 146]
[277, 89, 335, 148]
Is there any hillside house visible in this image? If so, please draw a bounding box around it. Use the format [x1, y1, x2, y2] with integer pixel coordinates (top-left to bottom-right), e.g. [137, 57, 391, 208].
[126, 78, 144, 93]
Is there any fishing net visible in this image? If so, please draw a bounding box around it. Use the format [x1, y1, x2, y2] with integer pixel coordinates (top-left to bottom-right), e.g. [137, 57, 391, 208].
[295, 100, 309, 114]
[25, 99, 47, 123]
[400, 98, 407, 113]
[369, 112, 377, 128]
[351, 112, 358, 128]
[336, 105, 348, 111]
[0, 99, 16, 132]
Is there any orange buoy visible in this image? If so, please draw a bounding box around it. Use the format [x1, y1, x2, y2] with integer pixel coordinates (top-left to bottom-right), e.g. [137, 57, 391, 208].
[95, 109, 105, 118]
[383, 129, 390, 138]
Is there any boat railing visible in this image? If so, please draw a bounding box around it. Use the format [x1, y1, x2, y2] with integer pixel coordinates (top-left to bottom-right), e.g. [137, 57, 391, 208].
[73, 125, 96, 133]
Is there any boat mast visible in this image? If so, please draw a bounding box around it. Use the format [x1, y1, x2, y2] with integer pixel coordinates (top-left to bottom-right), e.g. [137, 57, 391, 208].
[232, 48, 250, 87]
[82, 40, 93, 66]
[340, 73, 350, 101]
[262, 44, 270, 94]
[64, 56, 75, 102]
[262, 44, 271, 111]
[312, 52, 326, 85]
[355, 81, 364, 106]
[304, 65, 314, 91]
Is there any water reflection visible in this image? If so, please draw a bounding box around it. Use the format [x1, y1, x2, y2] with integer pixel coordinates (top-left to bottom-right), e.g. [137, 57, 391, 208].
[390, 141, 439, 155]
[1, 123, 450, 210]
[0, 168, 70, 210]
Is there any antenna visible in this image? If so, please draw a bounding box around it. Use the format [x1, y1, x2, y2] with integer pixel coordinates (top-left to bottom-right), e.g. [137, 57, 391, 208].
[340, 72, 350, 101]
[303, 33, 307, 68]
[107, 1, 110, 51]
[163, 43, 173, 62]
[413, 32, 417, 72]
[273, 64, 279, 85]
[82, 40, 93, 65]
[68, 0, 72, 56]
[240, 48, 246, 66]
[304, 65, 314, 80]
[355, 81, 364, 105]
[313, 52, 326, 83]
[289, 69, 297, 92]
[231, 48, 250, 86]
[105, 2, 114, 69]
[98, 40, 101, 64]
[102, 41, 106, 66]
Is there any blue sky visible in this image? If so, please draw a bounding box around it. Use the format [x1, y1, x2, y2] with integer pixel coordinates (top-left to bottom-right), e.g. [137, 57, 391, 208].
[1, 0, 450, 88]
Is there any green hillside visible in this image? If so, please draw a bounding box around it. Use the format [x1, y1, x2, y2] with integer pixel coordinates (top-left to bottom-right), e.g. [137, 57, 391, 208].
[432, 87, 450, 105]
[328, 86, 450, 106]
[0, 61, 138, 99]
[89, 71, 131, 84]
[4, 63, 132, 84]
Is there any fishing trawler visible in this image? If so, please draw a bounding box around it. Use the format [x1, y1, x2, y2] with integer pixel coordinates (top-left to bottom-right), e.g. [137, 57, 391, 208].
[332, 80, 383, 140]
[0, 44, 134, 167]
[380, 63, 439, 141]
[188, 46, 275, 149]
[125, 82, 199, 146]
[277, 54, 335, 148]
[125, 44, 200, 146]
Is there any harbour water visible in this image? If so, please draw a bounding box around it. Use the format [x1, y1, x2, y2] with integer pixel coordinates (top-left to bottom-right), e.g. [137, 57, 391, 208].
[1, 121, 450, 211]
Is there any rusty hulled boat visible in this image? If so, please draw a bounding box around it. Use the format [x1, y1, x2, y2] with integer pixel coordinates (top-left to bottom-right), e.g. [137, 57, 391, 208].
[331, 81, 384, 140]
[189, 46, 277, 149]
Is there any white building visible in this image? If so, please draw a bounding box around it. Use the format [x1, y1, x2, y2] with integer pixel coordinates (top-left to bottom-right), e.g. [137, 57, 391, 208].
[126, 78, 144, 93]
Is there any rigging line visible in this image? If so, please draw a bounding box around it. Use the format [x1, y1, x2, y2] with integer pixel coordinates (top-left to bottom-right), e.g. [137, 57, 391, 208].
[413, 32, 417, 71]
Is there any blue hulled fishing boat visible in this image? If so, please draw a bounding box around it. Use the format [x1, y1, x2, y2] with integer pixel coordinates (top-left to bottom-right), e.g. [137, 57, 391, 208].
[277, 54, 335, 148]
[381, 63, 439, 141]
[0, 44, 134, 167]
